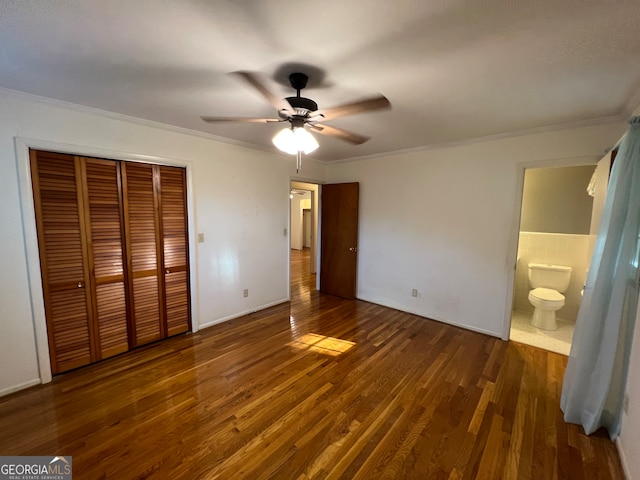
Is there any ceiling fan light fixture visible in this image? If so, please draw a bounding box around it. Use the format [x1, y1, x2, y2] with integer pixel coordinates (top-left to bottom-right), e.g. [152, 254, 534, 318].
[272, 126, 319, 155]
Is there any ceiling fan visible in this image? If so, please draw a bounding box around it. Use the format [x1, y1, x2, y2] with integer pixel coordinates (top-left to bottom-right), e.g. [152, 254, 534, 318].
[201, 71, 391, 150]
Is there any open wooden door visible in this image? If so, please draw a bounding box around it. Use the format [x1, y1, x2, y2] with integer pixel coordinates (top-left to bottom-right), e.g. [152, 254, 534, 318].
[320, 182, 359, 299]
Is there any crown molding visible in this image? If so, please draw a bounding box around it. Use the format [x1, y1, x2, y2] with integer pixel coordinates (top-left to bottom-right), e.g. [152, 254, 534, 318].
[0, 87, 282, 153]
[327, 113, 625, 165]
[0, 86, 626, 167]
[0, 86, 333, 168]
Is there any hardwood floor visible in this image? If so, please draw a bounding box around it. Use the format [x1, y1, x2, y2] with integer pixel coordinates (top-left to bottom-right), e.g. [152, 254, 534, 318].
[0, 248, 624, 479]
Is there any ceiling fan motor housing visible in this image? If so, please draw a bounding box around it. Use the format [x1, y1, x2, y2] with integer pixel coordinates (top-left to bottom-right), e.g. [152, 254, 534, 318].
[285, 72, 318, 115]
[289, 72, 308, 90]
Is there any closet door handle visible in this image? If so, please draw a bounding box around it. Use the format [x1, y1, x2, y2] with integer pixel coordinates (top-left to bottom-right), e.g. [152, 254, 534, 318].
[165, 269, 171, 274]
[77, 281, 84, 288]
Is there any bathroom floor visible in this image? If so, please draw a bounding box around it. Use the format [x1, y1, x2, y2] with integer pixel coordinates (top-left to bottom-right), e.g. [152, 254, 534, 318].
[509, 310, 575, 356]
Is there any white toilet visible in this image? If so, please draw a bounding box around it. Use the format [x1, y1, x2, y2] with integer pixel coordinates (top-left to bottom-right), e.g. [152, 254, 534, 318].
[527, 263, 572, 331]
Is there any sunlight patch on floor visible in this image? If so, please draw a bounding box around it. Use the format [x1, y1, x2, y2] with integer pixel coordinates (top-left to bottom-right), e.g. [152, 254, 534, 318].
[288, 333, 355, 356]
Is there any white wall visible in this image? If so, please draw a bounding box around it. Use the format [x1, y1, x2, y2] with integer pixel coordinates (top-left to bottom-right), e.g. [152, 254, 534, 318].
[290, 196, 304, 250]
[520, 166, 595, 234]
[619, 291, 640, 480]
[325, 123, 627, 337]
[0, 90, 326, 395]
[290, 194, 311, 250]
[303, 209, 312, 247]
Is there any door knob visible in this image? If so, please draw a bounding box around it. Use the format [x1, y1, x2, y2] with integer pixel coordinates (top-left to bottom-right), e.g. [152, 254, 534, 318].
[349, 247, 357, 252]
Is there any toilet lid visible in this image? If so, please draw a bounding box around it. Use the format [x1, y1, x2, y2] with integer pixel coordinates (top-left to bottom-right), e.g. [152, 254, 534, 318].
[530, 287, 564, 301]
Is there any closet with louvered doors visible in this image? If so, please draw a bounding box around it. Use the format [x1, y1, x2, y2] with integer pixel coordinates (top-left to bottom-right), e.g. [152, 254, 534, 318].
[30, 149, 191, 374]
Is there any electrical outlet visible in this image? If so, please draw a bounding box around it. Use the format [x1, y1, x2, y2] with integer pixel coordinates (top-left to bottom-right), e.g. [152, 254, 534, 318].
[243, 289, 249, 298]
[412, 289, 418, 297]
[624, 394, 629, 414]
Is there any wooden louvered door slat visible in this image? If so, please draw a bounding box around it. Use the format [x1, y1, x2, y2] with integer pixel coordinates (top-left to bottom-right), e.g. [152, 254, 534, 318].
[30, 150, 96, 374]
[159, 166, 191, 336]
[81, 157, 130, 359]
[122, 162, 165, 346]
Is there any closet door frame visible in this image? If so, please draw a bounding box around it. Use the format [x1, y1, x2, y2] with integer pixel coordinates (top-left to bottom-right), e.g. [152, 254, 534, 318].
[15, 137, 198, 385]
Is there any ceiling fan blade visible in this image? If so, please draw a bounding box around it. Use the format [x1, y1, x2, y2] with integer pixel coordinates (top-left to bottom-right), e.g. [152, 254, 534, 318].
[231, 71, 295, 114]
[201, 116, 283, 123]
[309, 123, 370, 145]
[318, 95, 391, 121]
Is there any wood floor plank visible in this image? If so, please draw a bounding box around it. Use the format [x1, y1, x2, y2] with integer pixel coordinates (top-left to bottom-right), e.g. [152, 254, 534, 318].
[0, 248, 625, 479]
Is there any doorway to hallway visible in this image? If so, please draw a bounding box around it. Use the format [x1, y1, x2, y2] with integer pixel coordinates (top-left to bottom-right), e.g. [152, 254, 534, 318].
[290, 181, 319, 295]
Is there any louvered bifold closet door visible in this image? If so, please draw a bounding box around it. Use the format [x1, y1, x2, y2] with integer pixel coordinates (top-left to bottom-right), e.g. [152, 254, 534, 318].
[159, 166, 191, 336]
[81, 158, 130, 359]
[30, 151, 96, 374]
[122, 162, 165, 346]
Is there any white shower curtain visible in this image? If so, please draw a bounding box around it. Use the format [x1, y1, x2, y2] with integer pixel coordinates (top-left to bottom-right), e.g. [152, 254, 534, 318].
[561, 116, 640, 439]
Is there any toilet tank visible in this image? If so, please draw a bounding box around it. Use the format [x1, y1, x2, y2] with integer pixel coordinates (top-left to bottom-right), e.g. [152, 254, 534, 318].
[528, 263, 572, 292]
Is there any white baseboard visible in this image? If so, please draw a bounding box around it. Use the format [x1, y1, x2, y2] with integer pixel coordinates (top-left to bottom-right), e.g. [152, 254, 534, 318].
[617, 437, 633, 480]
[356, 294, 502, 339]
[198, 298, 290, 330]
[0, 378, 41, 398]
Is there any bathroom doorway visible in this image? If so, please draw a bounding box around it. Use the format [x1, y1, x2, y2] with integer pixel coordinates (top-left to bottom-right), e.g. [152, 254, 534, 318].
[509, 157, 611, 354]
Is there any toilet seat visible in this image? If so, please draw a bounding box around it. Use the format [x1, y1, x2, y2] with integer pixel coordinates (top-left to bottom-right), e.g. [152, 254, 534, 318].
[529, 287, 564, 307]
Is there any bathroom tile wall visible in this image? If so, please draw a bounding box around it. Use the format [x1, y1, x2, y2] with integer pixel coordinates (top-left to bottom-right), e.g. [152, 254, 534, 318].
[513, 232, 594, 323]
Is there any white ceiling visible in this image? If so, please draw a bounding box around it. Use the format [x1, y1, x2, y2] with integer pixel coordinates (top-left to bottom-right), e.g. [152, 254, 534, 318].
[2, 0, 640, 161]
